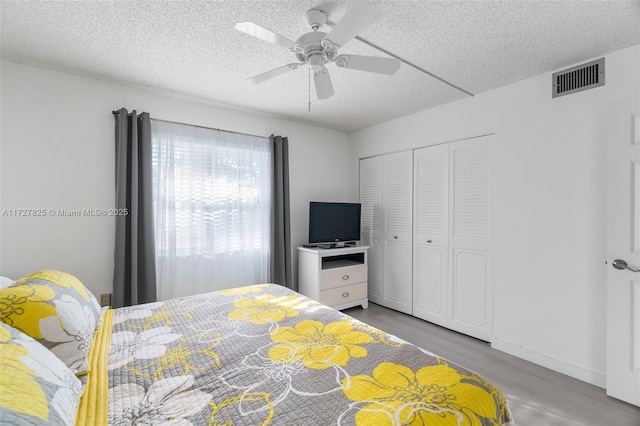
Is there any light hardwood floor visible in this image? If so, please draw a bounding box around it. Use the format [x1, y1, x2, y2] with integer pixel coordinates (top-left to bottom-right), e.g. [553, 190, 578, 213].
[343, 303, 640, 426]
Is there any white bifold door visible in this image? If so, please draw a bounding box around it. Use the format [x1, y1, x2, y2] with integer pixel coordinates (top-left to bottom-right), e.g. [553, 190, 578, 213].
[413, 136, 494, 341]
[360, 151, 413, 314]
[413, 143, 449, 326]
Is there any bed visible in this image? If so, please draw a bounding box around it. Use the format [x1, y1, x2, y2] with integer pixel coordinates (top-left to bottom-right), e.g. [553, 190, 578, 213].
[0, 270, 512, 425]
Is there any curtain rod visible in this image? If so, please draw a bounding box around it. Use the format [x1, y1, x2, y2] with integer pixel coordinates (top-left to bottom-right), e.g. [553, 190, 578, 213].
[112, 111, 266, 139]
[151, 118, 266, 139]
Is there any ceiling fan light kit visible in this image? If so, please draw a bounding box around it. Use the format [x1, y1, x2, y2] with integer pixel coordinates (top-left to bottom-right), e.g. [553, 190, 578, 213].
[234, 1, 402, 101]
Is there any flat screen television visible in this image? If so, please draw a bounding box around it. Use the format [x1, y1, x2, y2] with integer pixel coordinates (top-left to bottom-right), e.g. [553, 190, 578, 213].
[308, 201, 361, 247]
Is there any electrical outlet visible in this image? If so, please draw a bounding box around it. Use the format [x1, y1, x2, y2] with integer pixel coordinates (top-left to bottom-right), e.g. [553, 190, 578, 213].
[100, 293, 111, 307]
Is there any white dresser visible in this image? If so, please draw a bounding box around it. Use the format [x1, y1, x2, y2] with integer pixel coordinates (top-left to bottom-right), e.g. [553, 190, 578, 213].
[297, 246, 369, 310]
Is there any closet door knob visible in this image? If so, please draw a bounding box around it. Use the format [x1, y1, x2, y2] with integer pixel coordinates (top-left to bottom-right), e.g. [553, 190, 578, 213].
[342, 292, 350, 298]
[342, 275, 350, 280]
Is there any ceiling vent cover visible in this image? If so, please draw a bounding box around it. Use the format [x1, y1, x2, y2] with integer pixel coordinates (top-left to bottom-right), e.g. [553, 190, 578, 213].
[552, 58, 604, 98]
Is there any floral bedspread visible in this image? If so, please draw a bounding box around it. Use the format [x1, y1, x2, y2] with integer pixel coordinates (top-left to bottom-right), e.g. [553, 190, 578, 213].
[106, 284, 512, 425]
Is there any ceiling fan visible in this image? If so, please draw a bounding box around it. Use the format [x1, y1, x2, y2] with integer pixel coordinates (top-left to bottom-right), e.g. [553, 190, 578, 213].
[235, 2, 401, 100]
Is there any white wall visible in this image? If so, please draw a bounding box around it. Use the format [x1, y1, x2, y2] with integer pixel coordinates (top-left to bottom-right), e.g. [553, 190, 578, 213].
[0, 60, 350, 296]
[348, 45, 640, 387]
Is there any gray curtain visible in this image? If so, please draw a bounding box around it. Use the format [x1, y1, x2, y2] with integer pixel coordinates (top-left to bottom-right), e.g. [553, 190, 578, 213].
[270, 135, 293, 290]
[112, 108, 157, 307]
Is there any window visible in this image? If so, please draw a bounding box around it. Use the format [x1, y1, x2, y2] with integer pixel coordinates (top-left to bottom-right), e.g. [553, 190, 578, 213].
[151, 120, 271, 300]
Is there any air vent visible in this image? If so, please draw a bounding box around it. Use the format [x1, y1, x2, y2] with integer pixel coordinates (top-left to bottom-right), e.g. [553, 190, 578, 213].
[552, 58, 604, 98]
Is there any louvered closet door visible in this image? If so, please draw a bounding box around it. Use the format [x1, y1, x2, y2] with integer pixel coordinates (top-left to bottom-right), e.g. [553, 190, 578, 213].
[413, 144, 449, 326]
[381, 151, 413, 314]
[359, 156, 383, 303]
[449, 137, 493, 341]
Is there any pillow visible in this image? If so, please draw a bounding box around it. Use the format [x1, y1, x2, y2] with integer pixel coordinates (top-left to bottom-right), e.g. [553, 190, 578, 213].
[0, 270, 102, 375]
[0, 322, 83, 425]
[0, 276, 15, 289]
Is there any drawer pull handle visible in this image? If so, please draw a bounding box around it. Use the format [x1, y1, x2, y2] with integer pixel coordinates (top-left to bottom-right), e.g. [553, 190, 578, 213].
[342, 275, 350, 280]
[342, 292, 350, 298]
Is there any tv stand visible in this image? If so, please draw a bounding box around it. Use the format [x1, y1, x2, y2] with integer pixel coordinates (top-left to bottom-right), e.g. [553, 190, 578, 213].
[297, 245, 369, 310]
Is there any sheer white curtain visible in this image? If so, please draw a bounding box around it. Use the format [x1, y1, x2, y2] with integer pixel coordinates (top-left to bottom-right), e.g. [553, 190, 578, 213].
[151, 120, 272, 301]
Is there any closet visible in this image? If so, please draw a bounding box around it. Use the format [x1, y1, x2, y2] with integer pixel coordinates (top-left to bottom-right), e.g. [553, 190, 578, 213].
[359, 135, 493, 341]
[359, 151, 413, 314]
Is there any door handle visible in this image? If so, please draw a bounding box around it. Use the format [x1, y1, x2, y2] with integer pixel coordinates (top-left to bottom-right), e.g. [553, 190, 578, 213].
[612, 259, 640, 273]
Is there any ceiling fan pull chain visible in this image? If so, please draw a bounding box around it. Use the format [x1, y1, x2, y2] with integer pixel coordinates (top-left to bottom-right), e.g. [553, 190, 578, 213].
[308, 67, 312, 112]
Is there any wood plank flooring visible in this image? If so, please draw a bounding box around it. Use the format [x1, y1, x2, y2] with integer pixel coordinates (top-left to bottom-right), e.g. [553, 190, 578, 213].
[343, 303, 640, 426]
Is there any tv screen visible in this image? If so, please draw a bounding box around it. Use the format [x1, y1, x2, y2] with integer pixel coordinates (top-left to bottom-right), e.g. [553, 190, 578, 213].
[308, 202, 361, 246]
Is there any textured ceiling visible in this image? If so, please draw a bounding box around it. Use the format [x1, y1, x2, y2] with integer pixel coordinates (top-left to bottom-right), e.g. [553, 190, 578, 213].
[1, 1, 639, 132]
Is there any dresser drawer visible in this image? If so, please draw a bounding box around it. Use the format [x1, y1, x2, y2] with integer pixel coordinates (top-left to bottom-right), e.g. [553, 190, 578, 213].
[319, 282, 367, 307]
[319, 264, 367, 290]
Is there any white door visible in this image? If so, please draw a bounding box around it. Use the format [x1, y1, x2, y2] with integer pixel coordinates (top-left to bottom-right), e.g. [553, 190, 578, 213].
[381, 151, 413, 314]
[606, 96, 640, 406]
[448, 137, 493, 341]
[413, 144, 449, 326]
[360, 156, 383, 303]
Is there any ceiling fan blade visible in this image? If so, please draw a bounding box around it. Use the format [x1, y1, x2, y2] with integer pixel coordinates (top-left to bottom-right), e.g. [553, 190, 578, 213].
[246, 63, 301, 84]
[336, 54, 401, 75]
[313, 70, 335, 100]
[323, 2, 380, 48]
[235, 22, 297, 49]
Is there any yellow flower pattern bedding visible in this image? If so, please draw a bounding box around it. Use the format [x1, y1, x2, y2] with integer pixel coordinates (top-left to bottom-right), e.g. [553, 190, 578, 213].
[95, 284, 512, 425]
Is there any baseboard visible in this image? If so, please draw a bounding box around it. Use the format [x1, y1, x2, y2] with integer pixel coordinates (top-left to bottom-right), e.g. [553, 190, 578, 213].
[491, 337, 606, 388]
